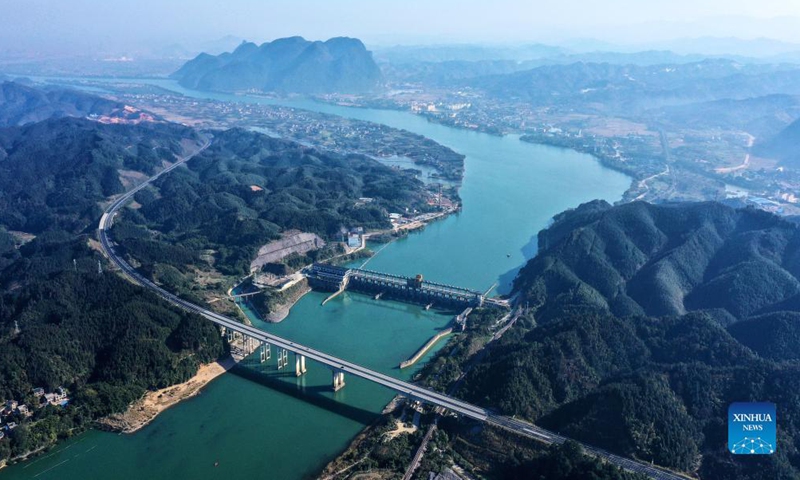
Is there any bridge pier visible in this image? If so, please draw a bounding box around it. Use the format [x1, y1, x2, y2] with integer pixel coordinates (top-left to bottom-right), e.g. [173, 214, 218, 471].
[260, 343, 271, 363]
[332, 370, 346, 391]
[295, 354, 307, 377]
[277, 348, 289, 369]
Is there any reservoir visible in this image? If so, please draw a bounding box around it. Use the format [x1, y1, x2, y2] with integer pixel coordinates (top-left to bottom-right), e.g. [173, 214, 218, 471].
[1, 80, 630, 479]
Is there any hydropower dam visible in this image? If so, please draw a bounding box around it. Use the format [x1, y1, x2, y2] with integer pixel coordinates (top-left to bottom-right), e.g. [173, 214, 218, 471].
[306, 263, 509, 309]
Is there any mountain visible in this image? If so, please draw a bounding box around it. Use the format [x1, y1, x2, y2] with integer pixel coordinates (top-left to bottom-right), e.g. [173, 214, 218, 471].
[113, 127, 431, 279]
[172, 36, 383, 94]
[756, 117, 800, 167]
[646, 94, 800, 138]
[459, 201, 800, 479]
[516, 200, 800, 322]
[0, 81, 161, 127]
[0, 112, 219, 465]
[0, 116, 199, 235]
[469, 60, 800, 112]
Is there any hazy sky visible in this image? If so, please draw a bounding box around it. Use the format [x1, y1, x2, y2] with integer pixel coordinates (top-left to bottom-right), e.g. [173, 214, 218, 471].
[1, 0, 800, 56]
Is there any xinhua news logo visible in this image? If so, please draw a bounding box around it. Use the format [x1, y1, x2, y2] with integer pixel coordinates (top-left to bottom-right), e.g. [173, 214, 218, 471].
[728, 402, 776, 455]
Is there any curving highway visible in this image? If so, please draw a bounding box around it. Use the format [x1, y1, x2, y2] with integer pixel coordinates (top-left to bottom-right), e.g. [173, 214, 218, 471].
[96, 136, 687, 480]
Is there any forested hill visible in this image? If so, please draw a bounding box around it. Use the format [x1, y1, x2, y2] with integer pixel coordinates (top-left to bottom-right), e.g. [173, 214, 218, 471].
[114, 127, 432, 283]
[172, 36, 383, 94]
[0, 114, 221, 463]
[0, 81, 153, 126]
[0, 116, 200, 234]
[460, 201, 800, 479]
[516, 200, 800, 323]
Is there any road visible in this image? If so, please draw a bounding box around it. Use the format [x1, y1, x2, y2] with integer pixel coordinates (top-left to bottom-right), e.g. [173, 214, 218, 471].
[402, 423, 437, 480]
[633, 165, 670, 202]
[96, 136, 689, 480]
[714, 133, 755, 174]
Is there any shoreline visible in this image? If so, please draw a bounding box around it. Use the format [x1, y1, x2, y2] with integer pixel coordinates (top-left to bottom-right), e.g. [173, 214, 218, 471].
[231, 205, 459, 320]
[261, 284, 312, 322]
[97, 356, 236, 434]
[400, 327, 454, 369]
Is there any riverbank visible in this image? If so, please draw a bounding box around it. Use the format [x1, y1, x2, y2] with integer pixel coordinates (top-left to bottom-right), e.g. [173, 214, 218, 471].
[1, 77, 632, 480]
[237, 206, 459, 319]
[97, 357, 236, 433]
[257, 281, 312, 323]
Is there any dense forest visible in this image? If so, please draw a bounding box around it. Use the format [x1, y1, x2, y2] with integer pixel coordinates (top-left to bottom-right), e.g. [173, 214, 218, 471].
[0, 116, 199, 234]
[460, 201, 800, 479]
[0, 81, 126, 127]
[0, 236, 224, 463]
[115, 128, 432, 279]
[0, 110, 222, 464]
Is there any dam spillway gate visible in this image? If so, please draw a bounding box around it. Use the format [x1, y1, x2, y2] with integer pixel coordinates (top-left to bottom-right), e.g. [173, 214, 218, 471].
[307, 263, 486, 309]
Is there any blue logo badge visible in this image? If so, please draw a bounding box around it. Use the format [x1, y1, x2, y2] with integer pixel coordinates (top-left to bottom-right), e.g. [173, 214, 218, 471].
[728, 402, 776, 455]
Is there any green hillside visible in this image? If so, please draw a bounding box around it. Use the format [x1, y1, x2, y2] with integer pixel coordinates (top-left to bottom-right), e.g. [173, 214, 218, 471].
[114, 127, 431, 279]
[0, 113, 221, 463]
[460, 201, 800, 479]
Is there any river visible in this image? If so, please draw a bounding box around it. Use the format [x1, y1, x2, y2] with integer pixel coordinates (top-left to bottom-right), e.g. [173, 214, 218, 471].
[0, 79, 630, 479]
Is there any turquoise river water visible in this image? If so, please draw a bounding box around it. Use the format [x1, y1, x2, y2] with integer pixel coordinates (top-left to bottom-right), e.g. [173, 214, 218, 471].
[1, 80, 630, 480]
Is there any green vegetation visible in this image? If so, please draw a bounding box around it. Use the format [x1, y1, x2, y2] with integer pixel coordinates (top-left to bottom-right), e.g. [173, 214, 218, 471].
[0, 115, 222, 465]
[0, 116, 197, 234]
[478, 437, 648, 480]
[115, 128, 431, 280]
[458, 201, 800, 478]
[448, 422, 648, 479]
[416, 307, 502, 392]
[0, 229, 225, 466]
[323, 407, 646, 480]
[0, 81, 127, 127]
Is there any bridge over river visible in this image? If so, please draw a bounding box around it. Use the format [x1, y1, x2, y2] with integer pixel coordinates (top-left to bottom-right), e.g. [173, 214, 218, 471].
[95, 138, 685, 480]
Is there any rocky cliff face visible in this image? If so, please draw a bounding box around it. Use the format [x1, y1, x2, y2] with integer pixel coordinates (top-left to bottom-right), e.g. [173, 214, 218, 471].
[172, 36, 383, 94]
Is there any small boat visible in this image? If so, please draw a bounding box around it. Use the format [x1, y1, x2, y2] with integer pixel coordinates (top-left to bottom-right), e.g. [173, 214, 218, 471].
[506, 253, 511, 258]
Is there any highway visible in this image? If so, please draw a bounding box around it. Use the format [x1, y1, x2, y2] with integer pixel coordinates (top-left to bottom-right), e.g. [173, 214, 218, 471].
[97, 136, 688, 480]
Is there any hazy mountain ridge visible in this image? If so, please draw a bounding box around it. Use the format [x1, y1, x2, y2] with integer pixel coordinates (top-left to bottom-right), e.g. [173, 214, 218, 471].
[468, 60, 800, 112]
[172, 36, 383, 94]
[756, 116, 800, 168]
[0, 81, 129, 126]
[645, 94, 800, 138]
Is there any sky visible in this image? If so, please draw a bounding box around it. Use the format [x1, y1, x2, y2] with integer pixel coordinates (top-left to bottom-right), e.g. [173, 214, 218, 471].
[1, 0, 800, 57]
